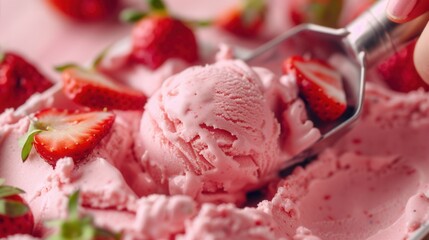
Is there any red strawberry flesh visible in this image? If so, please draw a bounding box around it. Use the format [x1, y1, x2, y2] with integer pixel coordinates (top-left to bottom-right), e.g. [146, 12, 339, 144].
[32, 109, 115, 166]
[62, 67, 147, 110]
[0, 52, 53, 113]
[46, 0, 119, 22]
[0, 188, 34, 238]
[131, 15, 198, 69]
[284, 56, 347, 122]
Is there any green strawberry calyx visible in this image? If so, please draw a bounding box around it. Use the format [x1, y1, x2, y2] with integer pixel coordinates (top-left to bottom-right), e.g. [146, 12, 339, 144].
[0, 179, 30, 217]
[241, 0, 266, 27]
[19, 118, 47, 162]
[46, 190, 121, 240]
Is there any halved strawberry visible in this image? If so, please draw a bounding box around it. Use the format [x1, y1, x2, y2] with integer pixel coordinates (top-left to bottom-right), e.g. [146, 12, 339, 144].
[62, 67, 147, 110]
[283, 56, 347, 122]
[20, 109, 115, 167]
[216, 0, 266, 37]
[0, 179, 34, 238]
[46, 190, 120, 240]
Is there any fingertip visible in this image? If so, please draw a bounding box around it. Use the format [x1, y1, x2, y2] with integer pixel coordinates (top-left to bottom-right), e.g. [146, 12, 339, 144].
[386, 0, 415, 22]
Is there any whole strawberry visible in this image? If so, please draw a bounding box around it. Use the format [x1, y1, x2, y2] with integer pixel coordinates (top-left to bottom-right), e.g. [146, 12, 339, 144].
[46, 0, 119, 22]
[129, 0, 198, 69]
[378, 40, 429, 93]
[0, 179, 34, 238]
[20, 108, 115, 167]
[0, 52, 53, 113]
[216, 0, 266, 37]
[46, 191, 120, 240]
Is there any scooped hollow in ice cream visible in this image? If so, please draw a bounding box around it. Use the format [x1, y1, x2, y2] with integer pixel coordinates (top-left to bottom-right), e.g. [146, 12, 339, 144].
[136, 60, 282, 204]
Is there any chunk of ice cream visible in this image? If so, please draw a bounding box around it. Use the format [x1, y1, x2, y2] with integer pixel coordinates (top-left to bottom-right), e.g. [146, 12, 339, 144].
[136, 60, 282, 204]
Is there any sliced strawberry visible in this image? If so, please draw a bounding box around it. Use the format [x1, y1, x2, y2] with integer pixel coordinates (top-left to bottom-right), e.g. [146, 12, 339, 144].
[283, 56, 347, 122]
[0, 180, 34, 238]
[46, 0, 119, 22]
[378, 40, 429, 93]
[20, 109, 115, 167]
[216, 0, 266, 37]
[62, 67, 147, 110]
[0, 52, 53, 113]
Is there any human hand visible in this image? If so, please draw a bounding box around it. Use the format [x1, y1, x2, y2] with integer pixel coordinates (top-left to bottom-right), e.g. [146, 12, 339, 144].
[387, 0, 429, 84]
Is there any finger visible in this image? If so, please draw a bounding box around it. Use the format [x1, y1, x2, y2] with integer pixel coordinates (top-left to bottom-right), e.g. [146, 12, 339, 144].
[414, 22, 429, 84]
[387, 0, 429, 23]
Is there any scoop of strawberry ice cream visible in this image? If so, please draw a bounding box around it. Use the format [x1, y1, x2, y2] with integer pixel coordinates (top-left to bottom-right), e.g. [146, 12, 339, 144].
[136, 60, 282, 204]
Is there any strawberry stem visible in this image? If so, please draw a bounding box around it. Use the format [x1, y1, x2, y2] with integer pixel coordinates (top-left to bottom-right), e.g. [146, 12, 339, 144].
[92, 47, 110, 69]
[147, 0, 167, 13]
[242, 0, 266, 26]
[0, 184, 28, 217]
[119, 8, 147, 23]
[67, 191, 80, 220]
[46, 190, 121, 240]
[54, 63, 80, 72]
[0, 51, 5, 63]
[309, 0, 343, 28]
[187, 19, 213, 28]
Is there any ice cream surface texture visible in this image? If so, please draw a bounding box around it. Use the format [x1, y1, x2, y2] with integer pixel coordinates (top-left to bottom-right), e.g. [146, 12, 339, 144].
[136, 60, 282, 204]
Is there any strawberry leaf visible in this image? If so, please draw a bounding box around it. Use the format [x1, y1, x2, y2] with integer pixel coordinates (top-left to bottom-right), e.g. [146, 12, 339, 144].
[96, 227, 122, 240]
[46, 190, 120, 240]
[120, 8, 147, 23]
[147, 0, 167, 13]
[19, 125, 43, 162]
[0, 51, 5, 63]
[309, 0, 343, 28]
[92, 47, 110, 69]
[54, 63, 80, 72]
[81, 223, 97, 239]
[0, 199, 29, 217]
[187, 19, 213, 27]
[0, 185, 25, 198]
[242, 0, 265, 26]
[0, 179, 5, 185]
[68, 190, 80, 220]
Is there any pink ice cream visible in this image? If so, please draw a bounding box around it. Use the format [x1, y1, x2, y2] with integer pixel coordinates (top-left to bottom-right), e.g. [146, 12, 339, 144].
[136, 60, 282, 204]
[258, 83, 429, 240]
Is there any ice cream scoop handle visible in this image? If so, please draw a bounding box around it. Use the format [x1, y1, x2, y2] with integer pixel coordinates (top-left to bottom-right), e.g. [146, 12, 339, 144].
[345, 0, 429, 66]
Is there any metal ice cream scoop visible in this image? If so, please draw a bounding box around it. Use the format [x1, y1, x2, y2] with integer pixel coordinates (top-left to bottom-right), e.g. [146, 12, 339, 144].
[234, 0, 429, 171]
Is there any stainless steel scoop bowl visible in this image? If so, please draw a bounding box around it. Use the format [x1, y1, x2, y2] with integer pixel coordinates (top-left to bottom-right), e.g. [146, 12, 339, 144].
[235, 0, 429, 170]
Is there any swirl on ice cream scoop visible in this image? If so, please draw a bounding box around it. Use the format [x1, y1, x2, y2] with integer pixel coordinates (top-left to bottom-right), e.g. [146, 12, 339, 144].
[137, 60, 282, 204]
